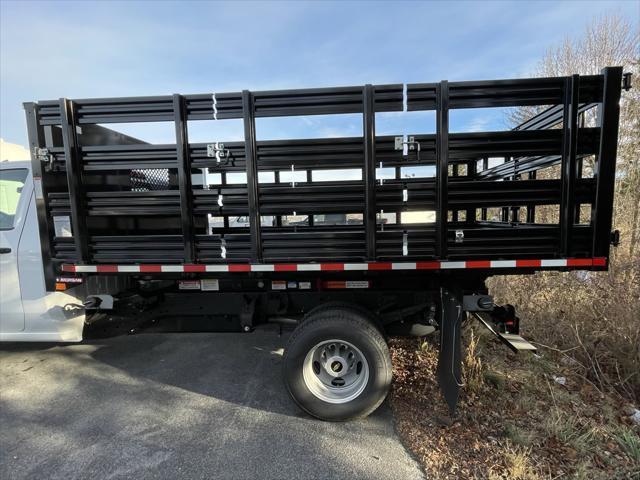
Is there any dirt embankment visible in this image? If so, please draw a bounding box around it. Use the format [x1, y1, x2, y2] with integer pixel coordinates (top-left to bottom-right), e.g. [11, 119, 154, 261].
[389, 331, 640, 479]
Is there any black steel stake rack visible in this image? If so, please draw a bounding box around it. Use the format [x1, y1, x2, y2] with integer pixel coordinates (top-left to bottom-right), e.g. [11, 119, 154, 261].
[25, 68, 624, 291]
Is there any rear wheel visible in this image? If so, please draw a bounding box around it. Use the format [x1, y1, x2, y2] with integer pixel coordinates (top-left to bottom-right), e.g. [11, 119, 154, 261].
[283, 309, 392, 421]
[302, 301, 385, 334]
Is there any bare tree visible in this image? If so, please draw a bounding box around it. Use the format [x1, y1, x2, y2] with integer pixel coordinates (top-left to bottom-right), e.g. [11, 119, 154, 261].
[491, 14, 640, 401]
[510, 15, 639, 257]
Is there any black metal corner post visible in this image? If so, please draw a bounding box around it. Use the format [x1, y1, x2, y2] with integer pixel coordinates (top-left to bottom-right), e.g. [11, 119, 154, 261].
[559, 75, 580, 256]
[242, 90, 263, 262]
[435, 82, 449, 258]
[24, 102, 56, 290]
[173, 94, 195, 263]
[59, 98, 90, 263]
[592, 67, 623, 259]
[363, 84, 377, 259]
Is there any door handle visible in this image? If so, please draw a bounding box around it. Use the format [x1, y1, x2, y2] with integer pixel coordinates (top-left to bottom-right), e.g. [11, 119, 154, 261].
[0, 247, 11, 254]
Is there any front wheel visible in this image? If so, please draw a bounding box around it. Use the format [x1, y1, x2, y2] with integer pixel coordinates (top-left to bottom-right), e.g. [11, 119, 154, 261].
[283, 310, 392, 421]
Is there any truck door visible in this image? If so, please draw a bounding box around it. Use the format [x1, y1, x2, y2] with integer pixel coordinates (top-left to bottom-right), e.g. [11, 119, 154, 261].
[0, 167, 30, 333]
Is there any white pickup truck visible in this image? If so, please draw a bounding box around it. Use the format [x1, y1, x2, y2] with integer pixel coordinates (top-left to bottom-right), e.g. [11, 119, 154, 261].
[0, 160, 84, 342]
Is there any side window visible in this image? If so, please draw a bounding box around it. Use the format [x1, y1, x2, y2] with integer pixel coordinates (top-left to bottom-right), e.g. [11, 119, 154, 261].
[0, 169, 29, 230]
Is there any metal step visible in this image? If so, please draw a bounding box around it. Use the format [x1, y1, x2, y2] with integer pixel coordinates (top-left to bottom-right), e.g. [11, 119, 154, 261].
[472, 312, 537, 353]
[496, 332, 537, 353]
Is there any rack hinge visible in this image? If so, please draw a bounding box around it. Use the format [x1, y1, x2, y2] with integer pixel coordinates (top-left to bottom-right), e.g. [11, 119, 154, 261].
[394, 136, 421, 161]
[394, 135, 418, 151]
[34, 147, 55, 171]
[34, 147, 50, 162]
[206, 142, 229, 163]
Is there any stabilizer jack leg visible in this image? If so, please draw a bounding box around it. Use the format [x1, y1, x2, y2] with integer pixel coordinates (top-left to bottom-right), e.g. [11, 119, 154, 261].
[437, 286, 464, 415]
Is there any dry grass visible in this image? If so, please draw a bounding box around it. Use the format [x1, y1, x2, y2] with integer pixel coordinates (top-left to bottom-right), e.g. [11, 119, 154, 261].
[491, 446, 539, 480]
[493, 16, 640, 406]
[464, 330, 485, 394]
[391, 16, 640, 478]
[488, 258, 640, 402]
[389, 328, 640, 480]
[615, 427, 640, 464]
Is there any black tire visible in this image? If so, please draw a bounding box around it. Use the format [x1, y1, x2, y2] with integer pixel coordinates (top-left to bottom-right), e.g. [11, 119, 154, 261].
[283, 309, 392, 421]
[302, 301, 385, 334]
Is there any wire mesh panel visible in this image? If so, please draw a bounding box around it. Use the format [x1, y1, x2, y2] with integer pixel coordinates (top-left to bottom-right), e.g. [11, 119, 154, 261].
[131, 168, 170, 191]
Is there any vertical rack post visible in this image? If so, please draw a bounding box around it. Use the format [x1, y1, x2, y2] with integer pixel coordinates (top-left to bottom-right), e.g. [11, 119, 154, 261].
[435, 81, 449, 258]
[559, 75, 580, 256]
[481, 158, 488, 221]
[59, 98, 90, 263]
[24, 102, 57, 290]
[363, 84, 377, 259]
[527, 171, 536, 223]
[451, 165, 458, 222]
[466, 160, 476, 223]
[173, 94, 195, 263]
[592, 67, 623, 259]
[242, 90, 263, 262]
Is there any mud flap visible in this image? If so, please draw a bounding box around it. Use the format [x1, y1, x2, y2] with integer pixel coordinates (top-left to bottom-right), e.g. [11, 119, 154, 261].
[437, 286, 464, 415]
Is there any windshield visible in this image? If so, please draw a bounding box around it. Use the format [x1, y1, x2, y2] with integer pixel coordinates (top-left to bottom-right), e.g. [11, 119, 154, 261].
[0, 168, 28, 230]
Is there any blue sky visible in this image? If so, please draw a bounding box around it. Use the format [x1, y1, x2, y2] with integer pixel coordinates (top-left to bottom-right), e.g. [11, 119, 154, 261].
[1, 0, 637, 147]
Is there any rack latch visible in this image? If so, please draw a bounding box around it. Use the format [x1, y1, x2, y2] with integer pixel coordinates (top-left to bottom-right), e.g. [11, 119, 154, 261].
[34, 147, 55, 171]
[394, 136, 421, 161]
[206, 142, 229, 163]
[34, 147, 50, 161]
[394, 136, 419, 151]
[622, 72, 632, 91]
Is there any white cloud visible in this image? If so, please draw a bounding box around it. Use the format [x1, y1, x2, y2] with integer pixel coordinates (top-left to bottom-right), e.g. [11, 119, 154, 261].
[0, 138, 30, 162]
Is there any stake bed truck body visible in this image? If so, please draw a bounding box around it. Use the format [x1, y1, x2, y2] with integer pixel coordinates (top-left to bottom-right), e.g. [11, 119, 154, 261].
[0, 67, 625, 419]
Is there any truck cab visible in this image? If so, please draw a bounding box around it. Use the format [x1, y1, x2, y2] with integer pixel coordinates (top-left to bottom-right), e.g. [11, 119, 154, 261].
[0, 161, 84, 341]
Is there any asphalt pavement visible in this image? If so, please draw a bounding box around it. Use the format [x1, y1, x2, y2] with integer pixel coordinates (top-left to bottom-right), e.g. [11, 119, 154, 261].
[0, 326, 424, 480]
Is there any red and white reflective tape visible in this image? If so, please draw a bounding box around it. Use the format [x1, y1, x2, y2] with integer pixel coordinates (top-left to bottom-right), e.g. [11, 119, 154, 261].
[61, 257, 607, 274]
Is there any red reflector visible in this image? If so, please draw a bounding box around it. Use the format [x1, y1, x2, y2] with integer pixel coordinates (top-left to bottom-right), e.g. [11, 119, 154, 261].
[184, 264, 206, 273]
[321, 263, 344, 271]
[567, 258, 592, 267]
[466, 260, 491, 269]
[516, 260, 541, 268]
[140, 265, 162, 273]
[61, 264, 75, 272]
[416, 261, 440, 270]
[96, 265, 118, 273]
[274, 264, 297, 272]
[229, 264, 251, 272]
[592, 257, 607, 267]
[368, 262, 392, 271]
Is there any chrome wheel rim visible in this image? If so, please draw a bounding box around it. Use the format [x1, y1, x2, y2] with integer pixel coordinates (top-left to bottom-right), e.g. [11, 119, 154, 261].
[302, 339, 369, 404]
